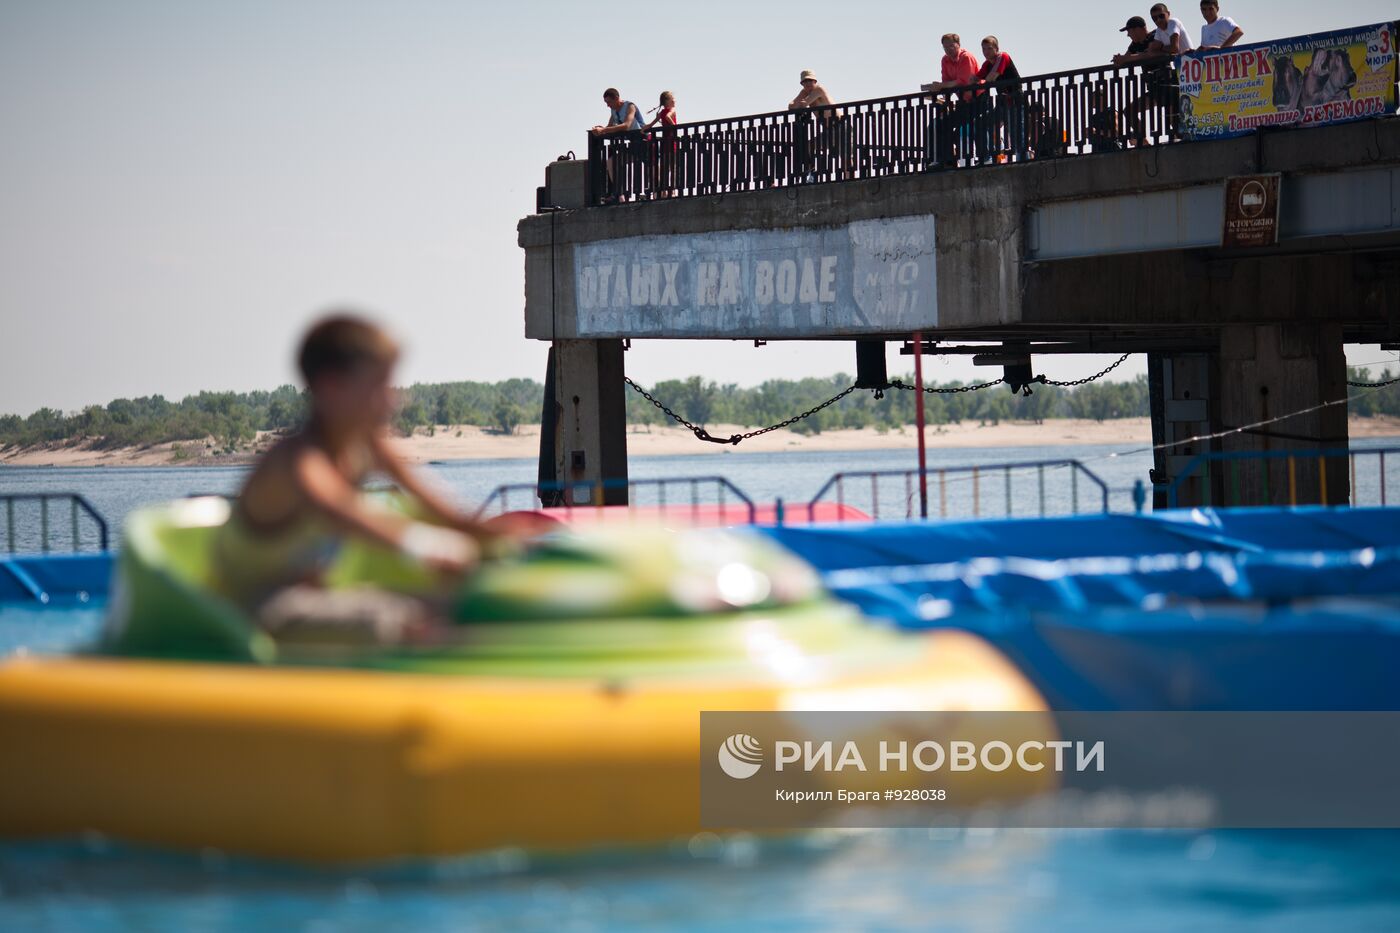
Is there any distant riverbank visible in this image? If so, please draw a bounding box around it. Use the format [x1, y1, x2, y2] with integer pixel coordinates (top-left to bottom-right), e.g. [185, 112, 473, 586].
[5, 416, 1400, 468]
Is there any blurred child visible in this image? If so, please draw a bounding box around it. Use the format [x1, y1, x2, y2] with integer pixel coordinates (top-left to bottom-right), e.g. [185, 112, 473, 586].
[212, 314, 508, 647]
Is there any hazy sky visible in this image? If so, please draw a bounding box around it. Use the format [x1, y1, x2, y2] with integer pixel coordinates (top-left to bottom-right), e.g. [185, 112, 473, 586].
[2, 0, 1396, 415]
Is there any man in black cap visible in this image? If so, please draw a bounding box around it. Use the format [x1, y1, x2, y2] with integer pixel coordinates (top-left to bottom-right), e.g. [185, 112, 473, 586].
[1113, 16, 1158, 64]
[1113, 15, 1173, 145]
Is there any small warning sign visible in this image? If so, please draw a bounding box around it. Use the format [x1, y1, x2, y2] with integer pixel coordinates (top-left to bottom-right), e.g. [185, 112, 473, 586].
[1222, 174, 1281, 249]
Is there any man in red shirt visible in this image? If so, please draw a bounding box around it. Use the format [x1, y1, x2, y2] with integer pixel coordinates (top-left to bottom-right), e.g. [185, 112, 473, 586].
[923, 34, 981, 167]
[927, 33, 980, 95]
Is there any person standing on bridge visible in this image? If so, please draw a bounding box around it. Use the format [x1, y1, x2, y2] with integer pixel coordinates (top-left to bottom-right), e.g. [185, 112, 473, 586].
[1025, 99, 1066, 159]
[1114, 16, 1171, 145]
[1148, 5, 1192, 136]
[788, 70, 834, 111]
[788, 70, 845, 182]
[592, 88, 644, 136]
[1197, 1, 1243, 51]
[592, 88, 645, 203]
[642, 91, 679, 198]
[977, 36, 1025, 162]
[1086, 81, 1124, 152]
[1148, 4, 1194, 55]
[925, 34, 981, 168]
[1113, 15, 1159, 66]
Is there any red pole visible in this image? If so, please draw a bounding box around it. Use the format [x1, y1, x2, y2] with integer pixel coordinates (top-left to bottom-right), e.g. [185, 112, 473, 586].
[913, 332, 929, 519]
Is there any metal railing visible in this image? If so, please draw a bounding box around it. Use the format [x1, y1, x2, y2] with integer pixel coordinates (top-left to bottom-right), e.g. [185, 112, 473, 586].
[588, 58, 1179, 204]
[475, 476, 757, 524]
[807, 459, 1110, 522]
[1164, 447, 1400, 509]
[1, 493, 110, 554]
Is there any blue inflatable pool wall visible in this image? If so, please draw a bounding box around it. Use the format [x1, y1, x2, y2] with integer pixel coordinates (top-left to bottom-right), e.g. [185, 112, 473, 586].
[6, 506, 1400, 712]
[758, 507, 1400, 711]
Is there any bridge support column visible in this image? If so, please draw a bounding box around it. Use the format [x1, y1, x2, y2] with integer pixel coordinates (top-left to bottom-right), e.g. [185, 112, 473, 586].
[1214, 323, 1348, 507]
[1151, 325, 1349, 508]
[546, 339, 629, 506]
[1149, 352, 1218, 510]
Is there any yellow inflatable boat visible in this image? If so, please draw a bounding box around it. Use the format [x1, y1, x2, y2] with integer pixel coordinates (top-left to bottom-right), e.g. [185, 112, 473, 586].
[0, 499, 1052, 862]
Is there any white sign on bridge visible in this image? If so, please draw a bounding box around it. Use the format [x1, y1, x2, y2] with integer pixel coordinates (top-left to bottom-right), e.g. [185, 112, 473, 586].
[573, 216, 937, 337]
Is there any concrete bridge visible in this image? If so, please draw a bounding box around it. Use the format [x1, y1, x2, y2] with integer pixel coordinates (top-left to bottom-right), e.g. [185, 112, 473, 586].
[519, 117, 1400, 506]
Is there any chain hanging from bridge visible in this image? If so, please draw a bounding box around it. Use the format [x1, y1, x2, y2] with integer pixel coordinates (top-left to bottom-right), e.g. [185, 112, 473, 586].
[623, 353, 1133, 446]
[624, 378, 856, 445]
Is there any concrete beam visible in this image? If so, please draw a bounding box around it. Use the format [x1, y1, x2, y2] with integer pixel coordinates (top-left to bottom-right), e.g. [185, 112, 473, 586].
[522, 192, 1020, 338]
[521, 119, 1400, 344]
[1021, 245, 1400, 331]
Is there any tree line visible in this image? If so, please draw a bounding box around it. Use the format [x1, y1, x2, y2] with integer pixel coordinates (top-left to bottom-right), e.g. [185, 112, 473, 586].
[3, 368, 1397, 450]
[0, 380, 543, 452]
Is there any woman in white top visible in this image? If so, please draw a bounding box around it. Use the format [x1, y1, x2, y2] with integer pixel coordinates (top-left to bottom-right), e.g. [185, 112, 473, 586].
[1198, 1, 1244, 50]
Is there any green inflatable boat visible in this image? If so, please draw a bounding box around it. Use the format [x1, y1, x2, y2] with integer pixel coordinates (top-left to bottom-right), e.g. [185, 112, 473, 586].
[101, 496, 901, 676]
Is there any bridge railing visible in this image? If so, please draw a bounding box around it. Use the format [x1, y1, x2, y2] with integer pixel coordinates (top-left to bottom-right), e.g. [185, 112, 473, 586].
[588, 58, 1178, 204]
[806, 460, 1111, 523]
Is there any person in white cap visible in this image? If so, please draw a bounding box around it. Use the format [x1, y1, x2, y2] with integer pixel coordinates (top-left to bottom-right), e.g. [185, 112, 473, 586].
[788, 69, 833, 110]
[787, 70, 845, 182]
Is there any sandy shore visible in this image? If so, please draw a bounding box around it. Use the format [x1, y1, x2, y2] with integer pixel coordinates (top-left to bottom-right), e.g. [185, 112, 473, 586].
[5, 416, 1400, 468]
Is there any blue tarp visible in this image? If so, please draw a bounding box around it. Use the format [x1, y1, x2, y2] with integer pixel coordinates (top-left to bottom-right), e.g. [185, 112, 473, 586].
[763, 507, 1400, 566]
[758, 508, 1400, 711]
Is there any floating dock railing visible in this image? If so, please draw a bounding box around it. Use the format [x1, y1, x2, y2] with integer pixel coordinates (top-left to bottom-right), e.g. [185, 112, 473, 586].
[481, 461, 1116, 526]
[475, 476, 758, 525]
[806, 460, 1110, 523]
[1164, 447, 1400, 509]
[1, 493, 109, 554]
[1, 494, 110, 603]
[482, 450, 1399, 525]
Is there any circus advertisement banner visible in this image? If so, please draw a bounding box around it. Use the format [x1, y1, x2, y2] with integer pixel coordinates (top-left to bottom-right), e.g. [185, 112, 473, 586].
[1178, 22, 1398, 140]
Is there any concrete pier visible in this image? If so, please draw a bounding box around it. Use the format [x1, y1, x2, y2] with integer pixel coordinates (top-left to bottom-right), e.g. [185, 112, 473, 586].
[1215, 323, 1349, 506]
[522, 119, 1400, 506]
[547, 339, 628, 505]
